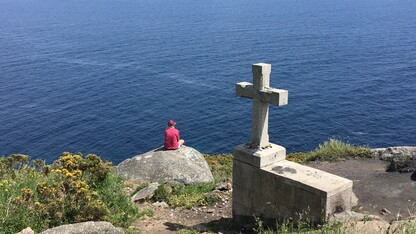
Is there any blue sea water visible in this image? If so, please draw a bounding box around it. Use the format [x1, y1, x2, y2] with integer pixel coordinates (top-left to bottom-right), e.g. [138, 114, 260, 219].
[0, 0, 415, 164]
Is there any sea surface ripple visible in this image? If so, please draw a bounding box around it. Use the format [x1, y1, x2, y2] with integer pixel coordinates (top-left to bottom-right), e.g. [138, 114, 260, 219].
[0, 0, 415, 164]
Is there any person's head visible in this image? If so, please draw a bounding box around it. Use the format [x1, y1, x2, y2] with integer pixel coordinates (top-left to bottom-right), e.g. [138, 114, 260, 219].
[167, 120, 176, 127]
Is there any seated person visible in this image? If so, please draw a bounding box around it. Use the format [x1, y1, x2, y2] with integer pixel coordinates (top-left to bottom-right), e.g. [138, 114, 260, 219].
[164, 120, 185, 150]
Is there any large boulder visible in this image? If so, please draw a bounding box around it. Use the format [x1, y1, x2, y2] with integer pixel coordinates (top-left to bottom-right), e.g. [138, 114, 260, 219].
[40, 221, 124, 234]
[116, 146, 214, 184]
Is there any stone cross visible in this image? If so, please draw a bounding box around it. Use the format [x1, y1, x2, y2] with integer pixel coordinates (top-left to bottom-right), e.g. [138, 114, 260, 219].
[236, 63, 288, 149]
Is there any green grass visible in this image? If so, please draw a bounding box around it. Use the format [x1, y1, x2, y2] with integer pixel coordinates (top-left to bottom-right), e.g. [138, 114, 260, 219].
[253, 216, 405, 234]
[95, 172, 141, 228]
[253, 216, 321, 234]
[176, 229, 199, 234]
[393, 220, 416, 234]
[152, 182, 217, 209]
[287, 138, 372, 164]
[253, 219, 416, 234]
[204, 153, 233, 182]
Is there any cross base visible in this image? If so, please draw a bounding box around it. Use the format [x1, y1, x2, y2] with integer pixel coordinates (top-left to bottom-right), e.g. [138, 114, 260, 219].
[232, 146, 355, 226]
[244, 142, 272, 150]
[233, 143, 286, 168]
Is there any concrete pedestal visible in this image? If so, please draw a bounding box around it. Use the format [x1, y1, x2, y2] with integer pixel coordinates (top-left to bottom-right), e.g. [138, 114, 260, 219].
[232, 144, 354, 224]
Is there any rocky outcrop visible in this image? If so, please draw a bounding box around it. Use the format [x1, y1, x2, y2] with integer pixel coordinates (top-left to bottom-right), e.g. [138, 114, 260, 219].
[371, 146, 416, 160]
[331, 211, 391, 233]
[331, 210, 365, 223]
[372, 146, 416, 173]
[341, 220, 390, 234]
[331, 210, 386, 223]
[117, 146, 214, 185]
[40, 221, 124, 234]
[386, 157, 416, 173]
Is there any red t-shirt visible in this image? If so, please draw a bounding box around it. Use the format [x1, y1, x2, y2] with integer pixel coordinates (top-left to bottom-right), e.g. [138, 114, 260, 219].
[164, 127, 180, 149]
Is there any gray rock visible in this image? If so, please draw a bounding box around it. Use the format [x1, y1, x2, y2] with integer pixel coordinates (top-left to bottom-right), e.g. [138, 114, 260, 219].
[387, 157, 416, 173]
[331, 210, 365, 222]
[40, 221, 124, 234]
[341, 220, 390, 234]
[372, 147, 416, 173]
[117, 146, 214, 184]
[152, 201, 169, 208]
[371, 146, 416, 160]
[17, 227, 34, 234]
[131, 182, 160, 202]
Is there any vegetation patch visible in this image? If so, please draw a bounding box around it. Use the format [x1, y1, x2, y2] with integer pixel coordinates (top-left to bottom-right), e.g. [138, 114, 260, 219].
[0, 153, 140, 233]
[204, 153, 233, 182]
[132, 154, 233, 209]
[152, 182, 217, 209]
[287, 138, 372, 164]
[253, 216, 345, 234]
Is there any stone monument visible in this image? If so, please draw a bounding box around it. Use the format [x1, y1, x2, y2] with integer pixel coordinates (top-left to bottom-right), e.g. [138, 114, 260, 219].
[233, 63, 355, 224]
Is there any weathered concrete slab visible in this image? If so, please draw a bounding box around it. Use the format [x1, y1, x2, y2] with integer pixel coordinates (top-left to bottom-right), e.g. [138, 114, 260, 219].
[263, 160, 353, 197]
[233, 156, 354, 224]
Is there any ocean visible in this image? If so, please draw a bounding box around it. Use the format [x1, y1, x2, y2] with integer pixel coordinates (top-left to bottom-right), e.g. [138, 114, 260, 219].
[0, 0, 415, 164]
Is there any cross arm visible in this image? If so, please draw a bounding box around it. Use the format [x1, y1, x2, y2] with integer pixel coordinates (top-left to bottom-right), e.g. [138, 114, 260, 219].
[236, 82, 288, 106]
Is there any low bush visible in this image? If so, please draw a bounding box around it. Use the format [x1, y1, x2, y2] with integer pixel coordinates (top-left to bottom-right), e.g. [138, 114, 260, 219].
[204, 154, 233, 182]
[287, 138, 372, 164]
[0, 153, 140, 233]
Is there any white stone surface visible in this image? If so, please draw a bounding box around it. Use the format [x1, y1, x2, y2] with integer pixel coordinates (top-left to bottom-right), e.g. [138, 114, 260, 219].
[263, 160, 353, 197]
[117, 146, 213, 184]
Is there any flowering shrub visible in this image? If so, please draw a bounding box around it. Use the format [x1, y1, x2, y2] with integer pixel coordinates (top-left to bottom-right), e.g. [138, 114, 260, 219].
[0, 152, 139, 233]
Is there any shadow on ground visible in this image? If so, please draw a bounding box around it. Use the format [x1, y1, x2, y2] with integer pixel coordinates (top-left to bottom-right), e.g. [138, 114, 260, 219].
[164, 218, 251, 234]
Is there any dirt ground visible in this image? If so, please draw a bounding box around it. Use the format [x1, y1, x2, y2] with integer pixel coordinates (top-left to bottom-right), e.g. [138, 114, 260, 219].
[132, 158, 416, 233]
[132, 191, 235, 233]
[308, 158, 416, 222]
